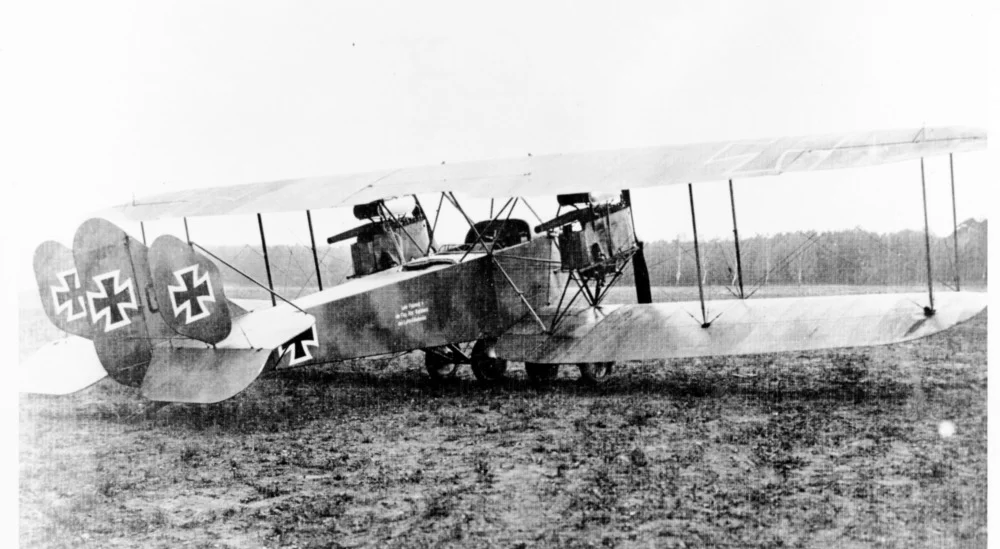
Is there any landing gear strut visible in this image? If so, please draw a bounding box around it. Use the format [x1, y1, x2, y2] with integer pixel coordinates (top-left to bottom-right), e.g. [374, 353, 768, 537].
[422, 343, 471, 380]
[424, 350, 458, 380]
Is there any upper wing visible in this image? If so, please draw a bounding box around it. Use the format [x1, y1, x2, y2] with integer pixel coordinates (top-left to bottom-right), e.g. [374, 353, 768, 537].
[112, 126, 985, 221]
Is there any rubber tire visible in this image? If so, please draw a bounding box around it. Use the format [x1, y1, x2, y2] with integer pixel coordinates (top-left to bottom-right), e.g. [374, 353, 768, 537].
[578, 362, 613, 384]
[525, 363, 559, 382]
[470, 339, 508, 382]
[424, 350, 458, 380]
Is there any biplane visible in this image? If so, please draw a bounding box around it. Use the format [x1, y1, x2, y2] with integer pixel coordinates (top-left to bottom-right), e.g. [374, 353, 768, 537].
[22, 126, 988, 403]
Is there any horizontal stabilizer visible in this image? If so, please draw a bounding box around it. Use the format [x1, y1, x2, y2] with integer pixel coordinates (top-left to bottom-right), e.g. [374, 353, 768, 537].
[20, 337, 108, 395]
[140, 347, 272, 404]
[222, 304, 316, 349]
[139, 305, 315, 403]
[496, 292, 987, 363]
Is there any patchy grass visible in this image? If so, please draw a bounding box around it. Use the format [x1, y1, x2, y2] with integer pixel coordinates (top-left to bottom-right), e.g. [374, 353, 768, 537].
[19, 293, 987, 548]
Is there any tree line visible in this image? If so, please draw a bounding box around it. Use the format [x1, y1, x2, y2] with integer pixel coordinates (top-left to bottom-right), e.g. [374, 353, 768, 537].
[208, 219, 987, 295]
[640, 219, 987, 289]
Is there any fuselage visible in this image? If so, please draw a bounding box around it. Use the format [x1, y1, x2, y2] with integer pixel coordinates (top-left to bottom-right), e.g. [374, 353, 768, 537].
[286, 236, 560, 365]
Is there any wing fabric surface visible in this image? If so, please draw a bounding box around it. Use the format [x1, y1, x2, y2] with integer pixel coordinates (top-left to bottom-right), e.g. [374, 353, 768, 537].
[140, 304, 315, 403]
[20, 336, 108, 395]
[111, 126, 985, 221]
[495, 292, 987, 363]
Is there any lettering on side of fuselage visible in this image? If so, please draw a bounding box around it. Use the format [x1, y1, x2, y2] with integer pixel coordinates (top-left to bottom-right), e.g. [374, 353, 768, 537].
[396, 300, 429, 327]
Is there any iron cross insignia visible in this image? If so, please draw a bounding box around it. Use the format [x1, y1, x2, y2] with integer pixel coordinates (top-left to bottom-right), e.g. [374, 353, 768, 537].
[280, 326, 319, 366]
[87, 269, 138, 332]
[51, 268, 88, 322]
[168, 265, 215, 324]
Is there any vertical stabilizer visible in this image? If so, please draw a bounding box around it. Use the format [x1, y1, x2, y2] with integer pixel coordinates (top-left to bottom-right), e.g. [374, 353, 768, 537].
[149, 235, 232, 344]
[34, 241, 96, 339]
[73, 218, 167, 387]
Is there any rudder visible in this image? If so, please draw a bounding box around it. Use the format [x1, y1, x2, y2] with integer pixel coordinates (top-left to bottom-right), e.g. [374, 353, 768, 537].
[73, 218, 170, 387]
[149, 235, 232, 344]
[34, 241, 96, 339]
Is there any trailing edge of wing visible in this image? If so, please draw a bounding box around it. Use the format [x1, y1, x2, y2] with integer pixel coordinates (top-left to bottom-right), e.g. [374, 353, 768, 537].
[495, 292, 987, 363]
[110, 126, 986, 221]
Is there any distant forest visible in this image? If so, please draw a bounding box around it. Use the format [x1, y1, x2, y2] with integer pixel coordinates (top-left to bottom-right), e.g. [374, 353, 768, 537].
[207, 219, 987, 296]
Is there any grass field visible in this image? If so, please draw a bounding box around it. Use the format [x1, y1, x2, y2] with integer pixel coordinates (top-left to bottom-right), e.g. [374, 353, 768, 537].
[19, 286, 987, 548]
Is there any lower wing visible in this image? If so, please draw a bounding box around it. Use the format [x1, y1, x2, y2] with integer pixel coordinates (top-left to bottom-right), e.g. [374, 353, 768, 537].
[496, 292, 986, 363]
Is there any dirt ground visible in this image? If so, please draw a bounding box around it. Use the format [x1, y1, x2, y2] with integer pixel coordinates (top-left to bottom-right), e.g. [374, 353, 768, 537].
[19, 292, 987, 548]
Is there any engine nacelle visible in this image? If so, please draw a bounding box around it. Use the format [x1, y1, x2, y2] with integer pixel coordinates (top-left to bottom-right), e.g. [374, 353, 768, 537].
[535, 195, 637, 273]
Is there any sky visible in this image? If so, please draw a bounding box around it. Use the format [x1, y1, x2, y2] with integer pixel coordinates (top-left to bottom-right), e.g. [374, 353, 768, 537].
[0, 1, 993, 270]
[2, 1, 992, 258]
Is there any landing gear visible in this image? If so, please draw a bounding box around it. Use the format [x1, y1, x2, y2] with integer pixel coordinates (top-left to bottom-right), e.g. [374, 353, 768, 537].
[578, 362, 613, 384]
[525, 363, 559, 382]
[470, 338, 508, 382]
[422, 343, 471, 380]
[424, 349, 458, 380]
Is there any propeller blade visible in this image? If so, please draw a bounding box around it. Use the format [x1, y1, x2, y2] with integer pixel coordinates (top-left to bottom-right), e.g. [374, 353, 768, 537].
[632, 242, 653, 304]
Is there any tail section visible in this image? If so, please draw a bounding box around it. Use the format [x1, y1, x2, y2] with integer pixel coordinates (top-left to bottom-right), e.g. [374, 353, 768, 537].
[72, 218, 170, 387]
[149, 235, 232, 344]
[25, 217, 316, 403]
[34, 241, 96, 339]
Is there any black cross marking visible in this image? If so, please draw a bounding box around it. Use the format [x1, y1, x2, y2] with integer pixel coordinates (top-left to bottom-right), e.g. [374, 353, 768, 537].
[280, 326, 318, 366]
[89, 271, 137, 331]
[52, 270, 87, 321]
[172, 268, 212, 320]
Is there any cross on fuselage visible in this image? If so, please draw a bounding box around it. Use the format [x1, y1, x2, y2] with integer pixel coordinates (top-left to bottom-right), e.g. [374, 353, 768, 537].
[282, 327, 318, 365]
[172, 269, 211, 318]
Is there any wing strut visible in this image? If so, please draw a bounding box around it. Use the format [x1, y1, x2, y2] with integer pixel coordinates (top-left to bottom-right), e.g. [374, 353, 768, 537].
[445, 191, 551, 333]
[688, 184, 710, 328]
[257, 213, 276, 306]
[728, 180, 746, 299]
[919, 159, 935, 316]
[306, 210, 323, 291]
[949, 154, 961, 291]
[428, 193, 445, 254]
[412, 195, 439, 255]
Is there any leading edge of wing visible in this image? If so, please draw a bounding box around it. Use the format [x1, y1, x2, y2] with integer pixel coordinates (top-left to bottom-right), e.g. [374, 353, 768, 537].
[495, 292, 987, 363]
[110, 126, 985, 221]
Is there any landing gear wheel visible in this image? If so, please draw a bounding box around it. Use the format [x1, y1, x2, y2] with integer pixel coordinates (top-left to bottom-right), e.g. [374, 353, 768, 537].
[470, 339, 508, 382]
[578, 362, 613, 384]
[424, 349, 458, 380]
[525, 363, 559, 383]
